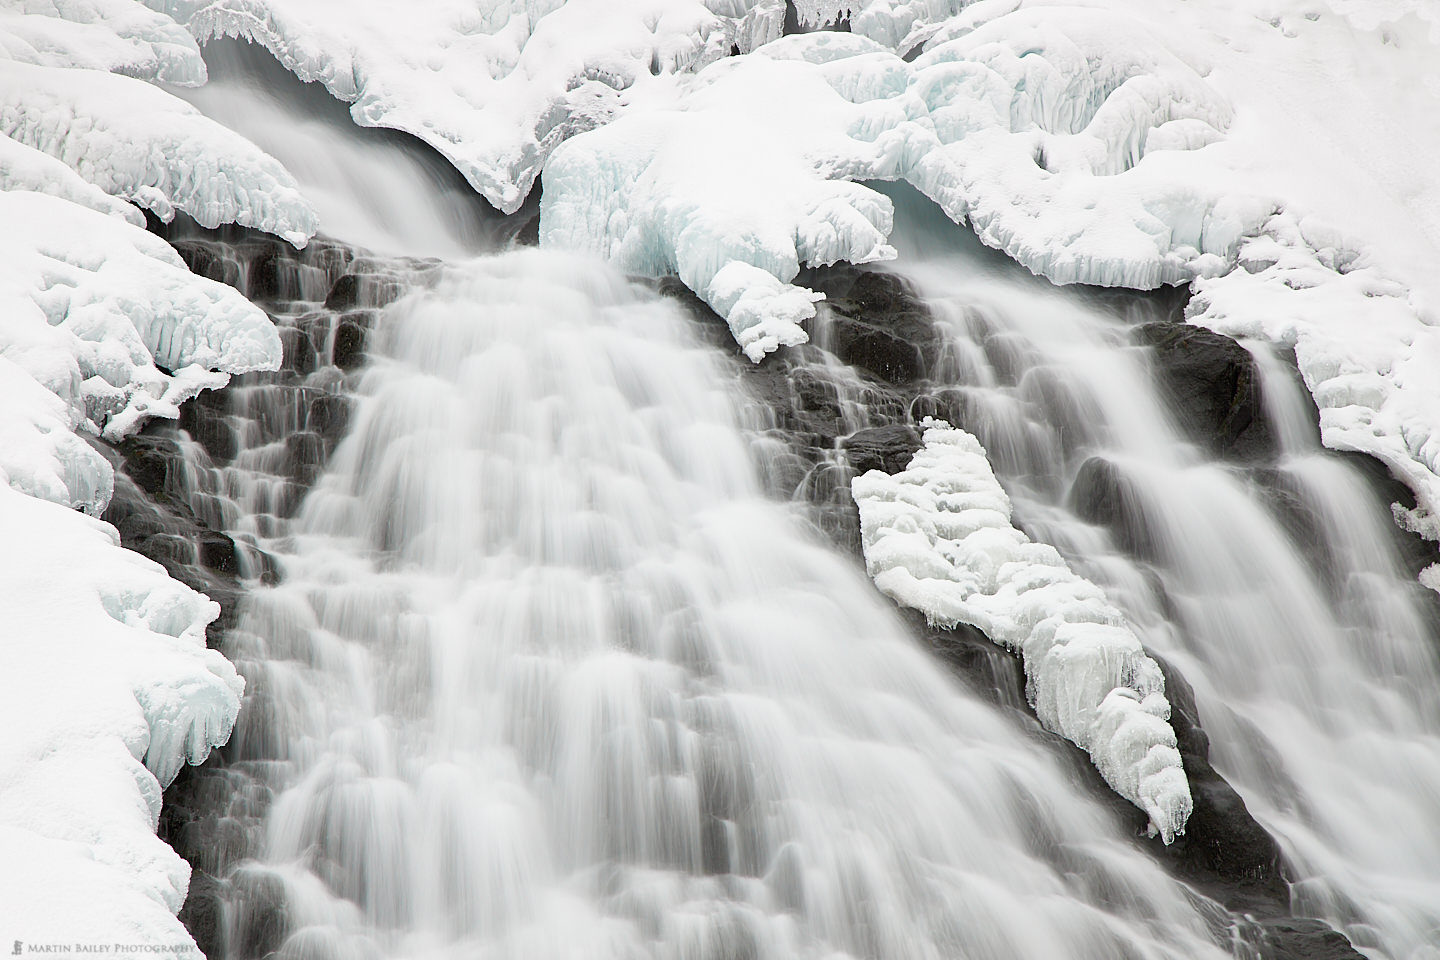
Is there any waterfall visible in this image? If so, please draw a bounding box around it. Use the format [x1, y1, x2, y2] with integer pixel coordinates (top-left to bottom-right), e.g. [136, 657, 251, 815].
[176, 249, 1238, 960]
[874, 184, 1440, 960]
[146, 41, 1440, 960]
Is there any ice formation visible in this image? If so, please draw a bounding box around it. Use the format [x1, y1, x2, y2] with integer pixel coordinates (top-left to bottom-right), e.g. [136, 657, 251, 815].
[0, 59, 316, 243]
[158, 0, 784, 213]
[1, 190, 282, 441]
[0, 477, 240, 943]
[0, 0, 207, 83]
[852, 419, 1192, 842]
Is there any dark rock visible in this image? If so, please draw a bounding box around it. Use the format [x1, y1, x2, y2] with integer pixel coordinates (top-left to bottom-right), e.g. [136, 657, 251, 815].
[278, 325, 318, 376]
[285, 432, 325, 485]
[1136, 321, 1276, 460]
[307, 394, 352, 442]
[1255, 919, 1366, 960]
[331, 315, 369, 370]
[841, 423, 922, 475]
[325, 273, 404, 310]
[1069, 456, 1159, 560]
[179, 402, 238, 463]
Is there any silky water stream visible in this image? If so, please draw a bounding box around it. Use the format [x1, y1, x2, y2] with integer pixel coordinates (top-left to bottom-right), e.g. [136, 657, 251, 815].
[144, 42, 1440, 960]
[162, 246, 1256, 960]
[858, 187, 1440, 960]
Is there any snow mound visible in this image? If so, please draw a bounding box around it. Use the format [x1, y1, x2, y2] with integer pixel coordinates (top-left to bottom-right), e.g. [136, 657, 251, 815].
[170, 0, 778, 213]
[0, 355, 113, 513]
[0, 478, 239, 944]
[541, 10, 1244, 358]
[541, 53, 902, 360]
[0, 0, 207, 84]
[0, 58, 316, 244]
[0, 130, 144, 224]
[852, 418, 1192, 842]
[0, 189, 282, 441]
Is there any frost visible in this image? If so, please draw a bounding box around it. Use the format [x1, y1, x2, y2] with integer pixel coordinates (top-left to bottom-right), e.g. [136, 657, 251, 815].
[0, 59, 317, 244]
[852, 418, 1192, 842]
[0, 190, 282, 441]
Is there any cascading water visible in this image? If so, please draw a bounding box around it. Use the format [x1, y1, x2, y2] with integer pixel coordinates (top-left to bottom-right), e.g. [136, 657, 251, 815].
[870, 187, 1440, 960]
[146, 39, 1440, 960]
[190, 249, 1242, 960]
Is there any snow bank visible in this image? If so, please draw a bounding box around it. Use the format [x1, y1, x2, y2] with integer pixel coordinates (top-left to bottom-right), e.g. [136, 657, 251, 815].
[0, 130, 144, 224]
[0, 477, 239, 945]
[166, 0, 778, 213]
[542, 50, 902, 360]
[539, 0, 1440, 583]
[0, 58, 316, 244]
[0, 190, 282, 441]
[0, 0, 207, 84]
[853, 418, 1192, 842]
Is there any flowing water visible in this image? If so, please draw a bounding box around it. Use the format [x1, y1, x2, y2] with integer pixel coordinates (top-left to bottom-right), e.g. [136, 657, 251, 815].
[158, 40, 1440, 960]
[874, 186, 1440, 960]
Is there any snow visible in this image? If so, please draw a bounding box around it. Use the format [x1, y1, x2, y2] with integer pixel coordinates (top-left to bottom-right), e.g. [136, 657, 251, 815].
[0, 58, 317, 244]
[852, 418, 1192, 842]
[0, 189, 282, 441]
[0, 478, 239, 945]
[0, 129, 144, 224]
[0, 0, 207, 84]
[161, 0, 780, 213]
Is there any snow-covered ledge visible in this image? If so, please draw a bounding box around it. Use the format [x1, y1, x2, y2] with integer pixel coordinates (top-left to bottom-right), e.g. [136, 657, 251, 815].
[853, 418, 1192, 842]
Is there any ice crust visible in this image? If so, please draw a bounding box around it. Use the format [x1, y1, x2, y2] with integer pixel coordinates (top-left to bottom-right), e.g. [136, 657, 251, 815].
[0, 478, 240, 943]
[161, 0, 782, 213]
[0, 0, 208, 83]
[852, 418, 1192, 842]
[0, 190, 282, 441]
[0, 58, 316, 244]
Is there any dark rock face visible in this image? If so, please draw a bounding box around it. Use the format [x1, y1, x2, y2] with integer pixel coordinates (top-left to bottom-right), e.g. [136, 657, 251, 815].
[841, 423, 922, 475]
[817, 270, 946, 385]
[1135, 321, 1276, 460]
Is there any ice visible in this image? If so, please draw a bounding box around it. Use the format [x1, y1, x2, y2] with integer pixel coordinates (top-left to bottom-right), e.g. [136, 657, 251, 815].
[0, 0, 207, 83]
[0, 58, 316, 244]
[0, 132, 145, 224]
[161, 0, 778, 213]
[0, 355, 113, 513]
[0, 190, 282, 440]
[0, 478, 239, 943]
[541, 52, 901, 360]
[852, 418, 1192, 842]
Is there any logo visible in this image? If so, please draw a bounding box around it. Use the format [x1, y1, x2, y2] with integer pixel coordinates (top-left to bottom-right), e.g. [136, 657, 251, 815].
[12, 942, 22, 956]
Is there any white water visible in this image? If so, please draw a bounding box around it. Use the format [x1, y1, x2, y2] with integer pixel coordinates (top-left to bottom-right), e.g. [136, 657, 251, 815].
[879, 187, 1440, 960]
[173, 40, 495, 260]
[206, 249, 1238, 960]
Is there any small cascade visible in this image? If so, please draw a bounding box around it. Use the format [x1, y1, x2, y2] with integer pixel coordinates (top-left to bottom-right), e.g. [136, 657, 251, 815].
[164, 249, 1243, 960]
[859, 185, 1440, 960]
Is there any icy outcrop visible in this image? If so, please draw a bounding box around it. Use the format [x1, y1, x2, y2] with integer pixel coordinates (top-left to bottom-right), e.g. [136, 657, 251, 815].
[0, 131, 143, 224]
[541, 12, 1247, 357]
[0, 477, 239, 943]
[170, 0, 774, 213]
[542, 51, 902, 360]
[0, 59, 316, 244]
[1186, 213, 1440, 584]
[0, 190, 282, 441]
[853, 419, 1192, 842]
[0, 0, 206, 83]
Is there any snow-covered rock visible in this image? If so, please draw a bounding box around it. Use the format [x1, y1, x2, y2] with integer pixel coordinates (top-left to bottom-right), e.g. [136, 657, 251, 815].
[0, 58, 316, 243]
[0, 477, 240, 944]
[164, 0, 777, 213]
[0, 189, 283, 441]
[853, 418, 1192, 842]
[0, 0, 207, 84]
[0, 130, 144, 224]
